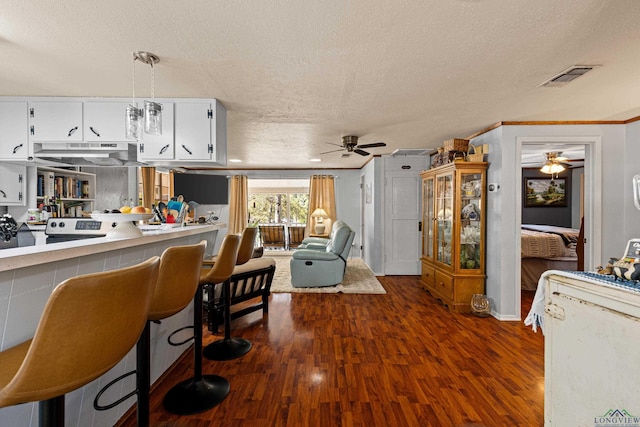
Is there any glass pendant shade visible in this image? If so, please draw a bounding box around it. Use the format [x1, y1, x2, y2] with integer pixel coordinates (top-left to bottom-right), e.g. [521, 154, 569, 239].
[144, 101, 163, 135]
[540, 162, 565, 174]
[125, 104, 143, 140]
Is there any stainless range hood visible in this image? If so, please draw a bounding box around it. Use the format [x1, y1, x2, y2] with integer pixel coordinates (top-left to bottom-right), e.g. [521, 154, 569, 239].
[33, 142, 145, 166]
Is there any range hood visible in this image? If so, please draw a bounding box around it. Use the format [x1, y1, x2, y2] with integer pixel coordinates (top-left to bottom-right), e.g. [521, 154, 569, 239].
[33, 142, 145, 166]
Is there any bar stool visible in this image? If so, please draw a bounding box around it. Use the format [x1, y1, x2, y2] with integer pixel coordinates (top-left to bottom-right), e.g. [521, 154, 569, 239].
[163, 233, 241, 415]
[93, 241, 207, 426]
[0, 257, 160, 427]
[203, 226, 258, 361]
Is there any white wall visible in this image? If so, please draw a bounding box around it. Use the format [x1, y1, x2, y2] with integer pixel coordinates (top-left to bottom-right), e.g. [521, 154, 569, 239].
[472, 123, 630, 319]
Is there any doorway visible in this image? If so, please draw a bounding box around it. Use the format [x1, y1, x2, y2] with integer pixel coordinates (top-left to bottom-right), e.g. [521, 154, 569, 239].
[515, 136, 602, 318]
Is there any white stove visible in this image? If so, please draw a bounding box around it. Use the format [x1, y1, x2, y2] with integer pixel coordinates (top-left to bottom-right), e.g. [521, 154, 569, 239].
[45, 218, 115, 243]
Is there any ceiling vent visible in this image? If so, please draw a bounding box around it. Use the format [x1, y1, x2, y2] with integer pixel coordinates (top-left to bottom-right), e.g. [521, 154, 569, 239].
[539, 65, 599, 88]
[391, 148, 433, 156]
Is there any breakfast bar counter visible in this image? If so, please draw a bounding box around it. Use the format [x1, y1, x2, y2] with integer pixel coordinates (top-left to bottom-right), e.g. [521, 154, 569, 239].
[0, 223, 225, 427]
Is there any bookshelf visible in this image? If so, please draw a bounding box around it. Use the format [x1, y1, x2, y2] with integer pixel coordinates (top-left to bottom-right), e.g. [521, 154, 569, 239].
[36, 167, 95, 217]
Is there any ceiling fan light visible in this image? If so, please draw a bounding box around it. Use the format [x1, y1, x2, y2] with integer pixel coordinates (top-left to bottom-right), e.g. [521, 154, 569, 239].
[540, 162, 565, 174]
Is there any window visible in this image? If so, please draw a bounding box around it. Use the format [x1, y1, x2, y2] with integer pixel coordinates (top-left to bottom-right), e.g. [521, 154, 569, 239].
[248, 179, 309, 225]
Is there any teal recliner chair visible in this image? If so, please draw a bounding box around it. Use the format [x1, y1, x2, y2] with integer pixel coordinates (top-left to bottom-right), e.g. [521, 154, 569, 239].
[290, 222, 355, 287]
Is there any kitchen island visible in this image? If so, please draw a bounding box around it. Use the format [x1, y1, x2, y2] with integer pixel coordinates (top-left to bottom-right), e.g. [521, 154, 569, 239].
[0, 223, 225, 427]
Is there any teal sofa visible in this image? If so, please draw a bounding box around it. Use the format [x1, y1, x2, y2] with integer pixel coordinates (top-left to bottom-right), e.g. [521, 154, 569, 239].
[290, 221, 355, 287]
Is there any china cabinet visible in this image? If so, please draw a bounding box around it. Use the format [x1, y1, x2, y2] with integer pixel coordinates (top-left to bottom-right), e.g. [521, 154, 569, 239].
[420, 161, 488, 313]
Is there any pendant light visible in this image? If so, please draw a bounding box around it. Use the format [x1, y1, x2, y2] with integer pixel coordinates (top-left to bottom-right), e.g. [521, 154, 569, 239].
[125, 51, 162, 140]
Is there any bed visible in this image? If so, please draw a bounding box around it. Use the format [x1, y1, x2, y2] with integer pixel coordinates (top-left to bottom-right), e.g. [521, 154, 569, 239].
[520, 224, 581, 291]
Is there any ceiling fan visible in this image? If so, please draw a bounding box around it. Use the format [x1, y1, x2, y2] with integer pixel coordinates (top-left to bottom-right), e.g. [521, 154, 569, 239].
[522, 151, 581, 173]
[320, 135, 387, 157]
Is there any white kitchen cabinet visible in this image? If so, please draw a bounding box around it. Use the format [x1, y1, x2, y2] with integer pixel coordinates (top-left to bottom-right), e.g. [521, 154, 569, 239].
[542, 271, 640, 426]
[137, 102, 174, 160]
[0, 164, 26, 206]
[0, 102, 30, 160]
[175, 100, 226, 162]
[83, 101, 132, 142]
[29, 101, 83, 142]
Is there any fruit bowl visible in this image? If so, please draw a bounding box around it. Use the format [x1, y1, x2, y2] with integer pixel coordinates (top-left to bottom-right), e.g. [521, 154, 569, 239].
[91, 212, 154, 239]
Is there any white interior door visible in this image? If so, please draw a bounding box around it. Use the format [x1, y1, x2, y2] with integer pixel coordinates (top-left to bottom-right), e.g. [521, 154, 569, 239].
[383, 158, 424, 274]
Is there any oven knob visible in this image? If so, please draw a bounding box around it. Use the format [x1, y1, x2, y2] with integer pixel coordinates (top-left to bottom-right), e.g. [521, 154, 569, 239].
[50, 222, 57, 228]
[59, 222, 65, 228]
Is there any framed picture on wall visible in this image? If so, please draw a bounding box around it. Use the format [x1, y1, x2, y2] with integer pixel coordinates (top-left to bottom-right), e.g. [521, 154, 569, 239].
[524, 177, 567, 207]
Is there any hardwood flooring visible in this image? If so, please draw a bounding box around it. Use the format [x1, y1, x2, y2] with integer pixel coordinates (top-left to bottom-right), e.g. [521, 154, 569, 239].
[117, 277, 543, 427]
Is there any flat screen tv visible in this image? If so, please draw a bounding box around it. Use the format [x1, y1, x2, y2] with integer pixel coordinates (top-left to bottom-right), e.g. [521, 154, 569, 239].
[173, 173, 229, 205]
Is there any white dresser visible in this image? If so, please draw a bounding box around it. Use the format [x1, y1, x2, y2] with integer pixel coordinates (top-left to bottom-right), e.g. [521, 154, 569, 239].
[541, 271, 640, 426]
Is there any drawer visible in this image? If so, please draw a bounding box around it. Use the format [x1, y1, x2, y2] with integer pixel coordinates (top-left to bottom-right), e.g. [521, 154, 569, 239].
[434, 270, 454, 300]
[421, 263, 435, 287]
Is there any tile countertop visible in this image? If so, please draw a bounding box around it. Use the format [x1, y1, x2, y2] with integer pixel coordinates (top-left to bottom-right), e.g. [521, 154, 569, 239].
[0, 223, 226, 272]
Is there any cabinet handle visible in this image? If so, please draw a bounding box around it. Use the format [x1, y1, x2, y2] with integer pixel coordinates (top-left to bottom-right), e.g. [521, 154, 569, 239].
[181, 145, 193, 155]
[89, 126, 101, 137]
[159, 144, 169, 155]
[12, 143, 23, 154]
[0, 190, 6, 198]
[68, 126, 78, 137]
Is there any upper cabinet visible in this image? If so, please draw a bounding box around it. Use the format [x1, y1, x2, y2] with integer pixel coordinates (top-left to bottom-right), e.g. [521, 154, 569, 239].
[83, 101, 131, 142]
[29, 101, 83, 142]
[174, 100, 227, 162]
[137, 102, 175, 161]
[0, 102, 29, 160]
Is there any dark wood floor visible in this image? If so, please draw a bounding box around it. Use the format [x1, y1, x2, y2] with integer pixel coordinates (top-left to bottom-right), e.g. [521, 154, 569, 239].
[117, 276, 543, 427]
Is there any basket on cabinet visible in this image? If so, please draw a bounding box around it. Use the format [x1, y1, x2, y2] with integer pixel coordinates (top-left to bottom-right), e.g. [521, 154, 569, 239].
[466, 144, 484, 162]
[443, 138, 469, 153]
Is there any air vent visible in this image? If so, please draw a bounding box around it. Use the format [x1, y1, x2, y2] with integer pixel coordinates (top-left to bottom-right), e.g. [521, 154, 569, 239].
[391, 148, 433, 156]
[539, 65, 599, 87]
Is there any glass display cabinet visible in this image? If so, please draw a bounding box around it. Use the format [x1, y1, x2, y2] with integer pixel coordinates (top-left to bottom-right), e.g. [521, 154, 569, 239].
[420, 161, 488, 313]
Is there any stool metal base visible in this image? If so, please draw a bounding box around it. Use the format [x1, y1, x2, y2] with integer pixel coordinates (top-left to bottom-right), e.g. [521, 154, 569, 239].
[162, 375, 230, 415]
[203, 337, 252, 361]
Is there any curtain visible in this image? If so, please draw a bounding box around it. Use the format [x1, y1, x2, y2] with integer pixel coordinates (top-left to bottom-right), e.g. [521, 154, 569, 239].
[307, 175, 336, 236]
[141, 167, 156, 209]
[228, 175, 248, 234]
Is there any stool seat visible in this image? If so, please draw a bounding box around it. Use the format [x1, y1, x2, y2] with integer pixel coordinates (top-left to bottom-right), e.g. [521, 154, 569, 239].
[202, 226, 258, 361]
[163, 233, 241, 415]
[0, 256, 160, 426]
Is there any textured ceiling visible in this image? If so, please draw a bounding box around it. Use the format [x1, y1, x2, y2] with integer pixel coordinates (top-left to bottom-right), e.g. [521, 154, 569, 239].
[2, 0, 640, 169]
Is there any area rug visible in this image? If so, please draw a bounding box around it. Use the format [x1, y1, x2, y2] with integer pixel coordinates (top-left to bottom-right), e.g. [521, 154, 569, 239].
[268, 255, 386, 294]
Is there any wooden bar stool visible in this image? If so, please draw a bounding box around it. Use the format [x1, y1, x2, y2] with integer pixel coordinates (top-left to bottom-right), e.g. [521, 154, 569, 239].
[0, 257, 160, 427]
[93, 241, 207, 426]
[202, 226, 258, 361]
[163, 233, 241, 415]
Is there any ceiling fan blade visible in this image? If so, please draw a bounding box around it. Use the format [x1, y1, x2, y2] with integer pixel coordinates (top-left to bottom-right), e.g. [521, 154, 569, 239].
[354, 149, 370, 156]
[357, 142, 386, 149]
[324, 142, 344, 148]
[320, 148, 345, 155]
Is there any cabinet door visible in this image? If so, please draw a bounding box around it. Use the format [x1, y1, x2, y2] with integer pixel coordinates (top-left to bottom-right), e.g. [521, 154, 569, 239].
[175, 102, 213, 160]
[138, 102, 174, 160]
[459, 171, 484, 270]
[0, 164, 26, 206]
[0, 102, 29, 160]
[29, 102, 83, 141]
[422, 175, 434, 260]
[84, 102, 131, 142]
[435, 172, 453, 266]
